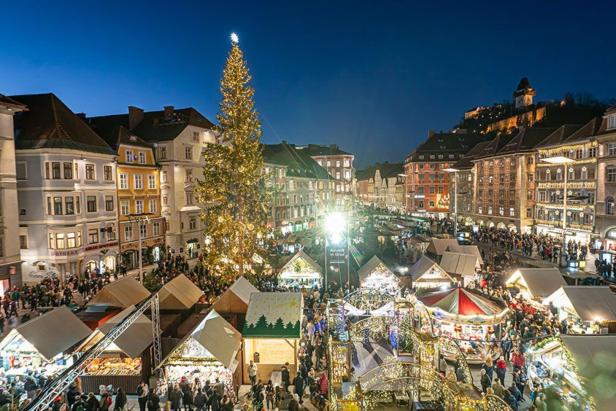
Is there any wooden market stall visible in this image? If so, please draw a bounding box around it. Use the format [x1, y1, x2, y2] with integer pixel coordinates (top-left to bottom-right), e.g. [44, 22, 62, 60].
[158, 274, 204, 310]
[426, 238, 460, 260]
[278, 250, 323, 289]
[416, 287, 508, 363]
[213, 276, 259, 330]
[439, 252, 479, 285]
[77, 305, 156, 393]
[88, 276, 151, 308]
[357, 255, 399, 294]
[403, 255, 455, 290]
[543, 286, 616, 334]
[242, 292, 303, 385]
[160, 310, 242, 398]
[505, 268, 567, 302]
[0, 307, 91, 381]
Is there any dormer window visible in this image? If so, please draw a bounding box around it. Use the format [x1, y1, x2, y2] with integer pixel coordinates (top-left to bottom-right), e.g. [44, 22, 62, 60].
[608, 113, 616, 130]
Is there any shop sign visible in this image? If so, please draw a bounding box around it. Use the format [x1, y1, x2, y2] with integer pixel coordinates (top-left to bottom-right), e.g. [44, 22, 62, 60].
[85, 241, 118, 252]
[51, 249, 82, 257]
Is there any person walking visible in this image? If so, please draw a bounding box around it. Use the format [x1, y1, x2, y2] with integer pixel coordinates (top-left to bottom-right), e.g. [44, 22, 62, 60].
[114, 388, 127, 411]
[248, 361, 258, 386]
[137, 383, 149, 411]
[480, 369, 492, 394]
[147, 389, 160, 411]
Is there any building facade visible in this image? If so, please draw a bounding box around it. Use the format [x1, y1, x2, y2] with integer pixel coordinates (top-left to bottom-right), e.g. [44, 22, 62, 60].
[298, 144, 354, 210]
[356, 163, 405, 211]
[92, 106, 217, 259]
[0, 95, 26, 291]
[592, 107, 616, 249]
[404, 132, 485, 216]
[12, 93, 119, 282]
[263, 142, 333, 233]
[87, 119, 166, 269]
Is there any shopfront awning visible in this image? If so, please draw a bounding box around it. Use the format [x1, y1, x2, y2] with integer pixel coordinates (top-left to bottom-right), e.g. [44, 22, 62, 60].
[243, 292, 303, 338]
[158, 274, 204, 310]
[88, 276, 151, 308]
[213, 276, 259, 314]
[0, 307, 91, 362]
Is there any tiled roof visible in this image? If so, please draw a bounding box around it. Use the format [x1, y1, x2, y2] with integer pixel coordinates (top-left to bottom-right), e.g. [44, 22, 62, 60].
[0, 94, 27, 110]
[536, 118, 602, 149]
[356, 162, 403, 181]
[405, 132, 487, 162]
[452, 140, 492, 170]
[263, 142, 331, 180]
[10, 93, 114, 155]
[87, 116, 152, 150]
[298, 144, 351, 157]
[497, 127, 558, 155]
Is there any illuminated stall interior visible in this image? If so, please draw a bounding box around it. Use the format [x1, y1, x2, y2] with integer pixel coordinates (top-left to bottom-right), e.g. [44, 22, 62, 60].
[406, 255, 455, 290]
[278, 250, 322, 289]
[358, 255, 399, 294]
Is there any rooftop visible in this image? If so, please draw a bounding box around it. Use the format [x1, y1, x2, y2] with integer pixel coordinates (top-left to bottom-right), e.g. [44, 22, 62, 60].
[263, 142, 332, 180]
[297, 143, 352, 157]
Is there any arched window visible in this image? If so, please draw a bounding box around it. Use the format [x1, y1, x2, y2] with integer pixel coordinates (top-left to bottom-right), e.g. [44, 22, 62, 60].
[556, 168, 563, 181]
[546, 169, 551, 181]
[581, 167, 588, 180]
[568, 167, 575, 180]
[607, 196, 615, 215]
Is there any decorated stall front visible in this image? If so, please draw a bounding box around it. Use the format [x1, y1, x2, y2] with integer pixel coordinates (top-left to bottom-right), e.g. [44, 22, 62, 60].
[0, 307, 91, 382]
[158, 274, 204, 310]
[357, 255, 399, 295]
[526, 335, 616, 410]
[242, 292, 303, 385]
[405, 255, 455, 290]
[278, 250, 322, 289]
[505, 268, 567, 302]
[543, 286, 616, 334]
[416, 287, 508, 363]
[160, 310, 241, 398]
[88, 276, 151, 308]
[77, 306, 155, 393]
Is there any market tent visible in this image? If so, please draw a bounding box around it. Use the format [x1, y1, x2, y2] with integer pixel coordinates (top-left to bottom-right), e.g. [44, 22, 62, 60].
[243, 292, 303, 338]
[418, 288, 507, 317]
[98, 306, 154, 358]
[544, 286, 616, 322]
[407, 255, 455, 288]
[439, 252, 478, 276]
[213, 276, 259, 314]
[357, 255, 398, 290]
[0, 306, 91, 361]
[88, 276, 150, 308]
[458, 245, 483, 266]
[158, 274, 204, 310]
[560, 335, 616, 411]
[505, 268, 566, 300]
[190, 310, 242, 370]
[278, 250, 322, 281]
[426, 239, 460, 257]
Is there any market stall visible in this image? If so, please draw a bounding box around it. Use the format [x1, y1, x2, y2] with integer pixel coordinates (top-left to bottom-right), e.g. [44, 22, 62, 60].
[439, 252, 479, 285]
[404, 255, 455, 290]
[416, 287, 508, 363]
[505, 268, 566, 302]
[525, 335, 616, 410]
[426, 238, 460, 260]
[213, 276, 259, 315]
[543, 286, 616, 334]
[0, 307, 91, 381]
[458, 245, 483, 266]
[158, 274, 204, 310]
[357, 255, 399, 294]
[161, 310, 242, 397]
[88, 276, 151, 308]
[76, 305, 155, 393]
[242, 292, 303, 384]
[278, 250, 323, 289]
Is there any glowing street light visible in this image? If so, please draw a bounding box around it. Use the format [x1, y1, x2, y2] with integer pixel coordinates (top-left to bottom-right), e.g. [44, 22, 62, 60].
[325, 212, 346, 237]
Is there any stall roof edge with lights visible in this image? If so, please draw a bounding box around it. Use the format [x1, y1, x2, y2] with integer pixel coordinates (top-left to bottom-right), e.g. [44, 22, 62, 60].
[277, 249, 323, 288]
[406, 255, 456, 289]
[357, 255, 399, 292]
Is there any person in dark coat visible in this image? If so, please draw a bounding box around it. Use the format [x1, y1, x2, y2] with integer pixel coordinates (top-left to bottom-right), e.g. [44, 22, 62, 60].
[168, 385, 182, 411]
[293, 374, 304, 399]
[147, 390, 160, 411]
[194, 389, 207, 411]
[114, 388, 127, 411]
[86, 393, 100, 411]
[210, 391, 220, 411]
[281, 364, 290, 389]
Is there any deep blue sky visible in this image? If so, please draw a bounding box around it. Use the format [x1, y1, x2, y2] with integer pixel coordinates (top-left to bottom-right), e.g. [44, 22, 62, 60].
[1, 1, 615, 168]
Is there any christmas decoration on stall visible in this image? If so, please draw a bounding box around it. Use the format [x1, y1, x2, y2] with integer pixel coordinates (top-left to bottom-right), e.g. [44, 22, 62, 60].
[196, 32, 268, 278]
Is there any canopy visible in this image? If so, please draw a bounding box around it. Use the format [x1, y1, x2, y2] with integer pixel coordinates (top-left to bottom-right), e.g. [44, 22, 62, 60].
[560, 335, 616, 411]
[279, 250, 322, 279]
[213, 276, 259, 314]
[161, 310, 241, 371]
[88, 276, 150, 308]
[0, 307, 91, 361]
[243, 292, 303, 338]
[419, 288, 507, 317]
[544, 286, 616, 322]
[343, 302, 366, 316]
[505, 268, 566, 300]
[97, 306, 154, 358]
[158, 274, 204, 310]
[439, 252, 478, 276]
[408, 255, 454, 286]
[358, 255, 398, 290]
[426, 239, 460, 257]
[370, 301, 395, 317]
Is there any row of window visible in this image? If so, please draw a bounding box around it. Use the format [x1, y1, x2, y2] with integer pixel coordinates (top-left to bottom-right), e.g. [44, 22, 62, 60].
[316, 159, 352, 168]
[119, 174, 157, 190]
[41, 162, 114, 181]
[120, 199, 158, 215]
[125, 150, 147, 164]
[123, 222, 161, 241]
[46, 195, 114, 215]
[477, 206, 516, 217]
[416, 154, 456, 160]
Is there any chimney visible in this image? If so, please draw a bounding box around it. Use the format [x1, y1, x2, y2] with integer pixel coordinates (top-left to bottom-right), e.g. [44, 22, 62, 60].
[128, 106, 144, 130]
[163, 105, 174, 121]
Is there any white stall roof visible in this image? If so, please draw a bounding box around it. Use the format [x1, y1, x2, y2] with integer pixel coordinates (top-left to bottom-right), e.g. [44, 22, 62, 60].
[88, 276, 150, 308]
[506, 268, 566, 299]
[158, 274, 204, 310]
[439, 252, 478, 276]
[213, 276, 259, 314]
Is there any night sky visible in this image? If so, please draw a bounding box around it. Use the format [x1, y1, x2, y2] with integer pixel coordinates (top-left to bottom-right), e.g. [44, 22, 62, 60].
[1, 1, 615, 168]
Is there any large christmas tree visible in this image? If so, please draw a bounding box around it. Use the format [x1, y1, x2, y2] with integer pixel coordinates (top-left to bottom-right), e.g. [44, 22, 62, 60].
[196, 34, 267, 278]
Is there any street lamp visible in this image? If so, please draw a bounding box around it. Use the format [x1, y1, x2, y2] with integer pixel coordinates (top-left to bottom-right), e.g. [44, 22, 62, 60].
[541, 156, 575, 267]
[443, 168, 459, 236]
[324, 212, 348, 291]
